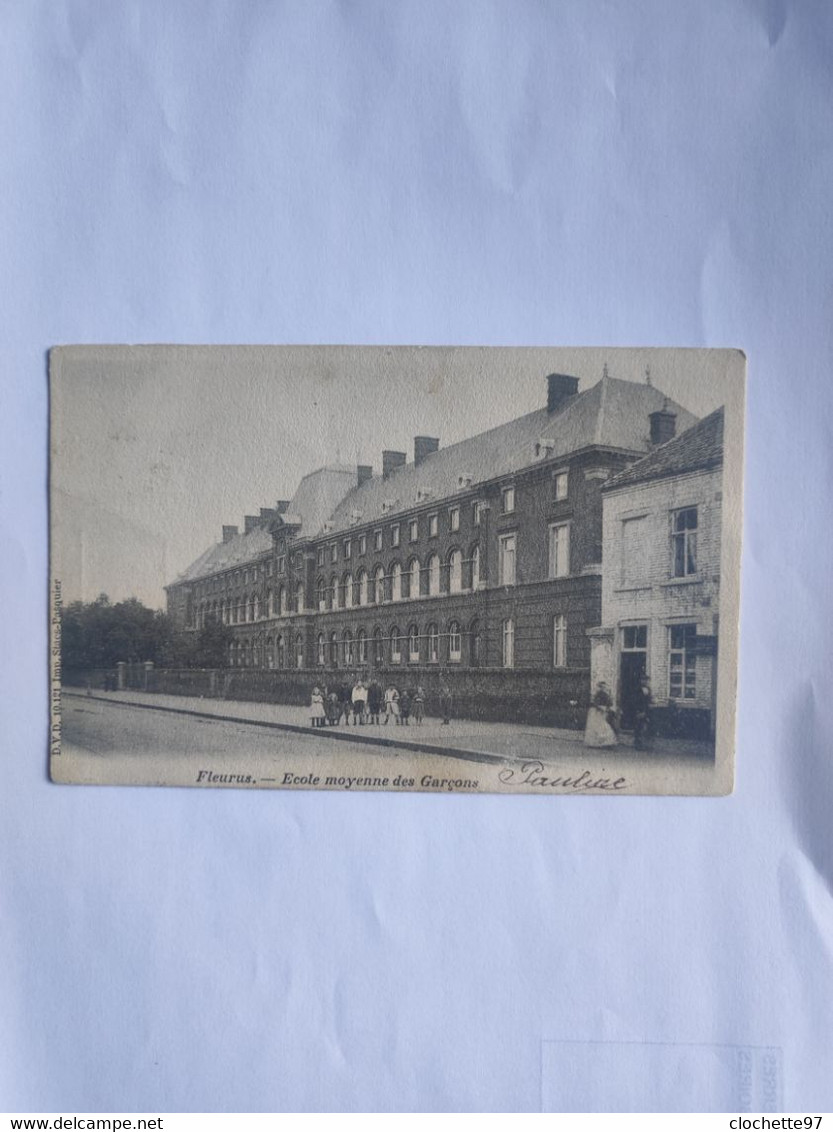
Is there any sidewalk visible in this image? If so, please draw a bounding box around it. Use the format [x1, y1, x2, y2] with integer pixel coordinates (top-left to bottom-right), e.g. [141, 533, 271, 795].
[64, 686, 714, 768]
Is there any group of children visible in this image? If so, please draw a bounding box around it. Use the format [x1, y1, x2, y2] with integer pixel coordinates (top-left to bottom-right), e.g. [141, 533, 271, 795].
[308, 678, 433, 728]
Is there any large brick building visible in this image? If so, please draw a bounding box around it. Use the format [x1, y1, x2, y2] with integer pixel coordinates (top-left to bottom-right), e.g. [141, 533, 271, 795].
[165, 372, 698, 719]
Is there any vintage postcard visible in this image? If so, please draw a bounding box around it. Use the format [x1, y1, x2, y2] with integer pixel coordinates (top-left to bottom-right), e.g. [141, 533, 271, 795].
[49, 345, 745, 795]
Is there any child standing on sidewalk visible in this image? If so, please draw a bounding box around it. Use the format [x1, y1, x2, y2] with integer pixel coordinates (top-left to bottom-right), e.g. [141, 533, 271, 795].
[310, 686, 326, 727]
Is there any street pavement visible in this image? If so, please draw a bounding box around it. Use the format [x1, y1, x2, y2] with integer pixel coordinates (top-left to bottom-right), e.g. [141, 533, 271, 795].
[56, 686, 716, 794]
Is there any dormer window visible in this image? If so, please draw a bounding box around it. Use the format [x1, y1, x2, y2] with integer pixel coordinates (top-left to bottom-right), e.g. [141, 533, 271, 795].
[458, 472, 474, 489]
[536, 438, 556, 458]
[416, 489, 433, 503]
[350, 509, 363, 525]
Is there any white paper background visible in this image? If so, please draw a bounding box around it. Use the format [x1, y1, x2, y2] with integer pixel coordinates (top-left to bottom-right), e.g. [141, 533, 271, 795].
[2, 0, 832, 1113]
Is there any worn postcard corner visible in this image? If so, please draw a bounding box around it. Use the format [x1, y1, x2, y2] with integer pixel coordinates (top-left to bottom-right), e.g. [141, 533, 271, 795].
[49, 345, 745, 797]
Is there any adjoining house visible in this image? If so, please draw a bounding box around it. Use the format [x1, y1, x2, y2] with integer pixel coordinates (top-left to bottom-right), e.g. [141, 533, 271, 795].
[164, 372, 700, 724]
[590, 407, 724, 739]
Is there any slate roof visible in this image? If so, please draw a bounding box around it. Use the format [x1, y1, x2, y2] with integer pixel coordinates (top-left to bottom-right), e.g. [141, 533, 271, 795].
[325, 376, 697, 534]
[172, 465, 357, 584]
[603, 407, 724, 491]
[171, 376, 701, 584]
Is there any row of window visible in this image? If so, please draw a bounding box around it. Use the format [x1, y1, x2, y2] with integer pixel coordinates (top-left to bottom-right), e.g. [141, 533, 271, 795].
[193, 505, 574, 603]
[225, 615, 570, 671]
[319, 503, 476, 566]
[193, 522, 575, 627]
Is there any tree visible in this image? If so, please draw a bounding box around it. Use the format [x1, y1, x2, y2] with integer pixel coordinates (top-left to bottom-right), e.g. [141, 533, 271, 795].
[193, 615, 233, 668]
[60, 597, 175, 670]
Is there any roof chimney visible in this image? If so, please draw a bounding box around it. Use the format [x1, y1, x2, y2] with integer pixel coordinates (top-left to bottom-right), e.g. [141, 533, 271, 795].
[414, 436, 439, 465]
[546, 373, 579, 413]
[649, 408, 677, 446]
[382, 450, 407, 479]
[275, 500, 290, 514]
[244, 515, 260, 534]
[357, 465, 373, 486]
[260, 507, 277, 522]
[222, 525, 238, 544]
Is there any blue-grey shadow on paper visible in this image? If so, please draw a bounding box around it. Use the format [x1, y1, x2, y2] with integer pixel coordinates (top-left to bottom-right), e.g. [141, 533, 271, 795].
[541, 1040, 782, 1113]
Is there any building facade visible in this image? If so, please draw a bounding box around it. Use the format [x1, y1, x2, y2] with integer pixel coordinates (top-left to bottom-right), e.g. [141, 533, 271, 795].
[165, 372, 700, 721]
[589, 408, 724, 738]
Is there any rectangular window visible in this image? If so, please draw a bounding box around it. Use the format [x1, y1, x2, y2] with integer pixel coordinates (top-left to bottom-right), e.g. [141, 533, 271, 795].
[502, 485, 515, 513]
[553, 471, 568, 501]
[343, 539, 352, 560]
[473, 501, 482, 526]
[374, 529, 383, 551]
[391, 524, 400, 548]
[671, 507, 698, 577]
[267, 561, 273, 576]
[391, 632, 401, 664]
[358, 534, 367, 556]
[548, 522, 570, 578]
[499, 533, 516, 586]
[449, 507, 460, 532]
[553, 614, 567, 667]
[428, 514, 438, 537]
[669, 624, 697, 699]
[329, 544, 337, 564]
[502, 618, 515, 668]
[623, 624, 648, 651]
[621, 516, 647, 585]
[409, 519, 419, 542]
[317, 547, 325, 566]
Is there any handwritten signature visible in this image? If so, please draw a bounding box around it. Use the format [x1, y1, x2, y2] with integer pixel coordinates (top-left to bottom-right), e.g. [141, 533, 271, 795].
[498, 760, 627, 792]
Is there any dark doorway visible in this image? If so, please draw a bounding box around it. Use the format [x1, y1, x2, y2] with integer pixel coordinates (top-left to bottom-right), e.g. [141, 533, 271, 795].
[619, 624, 647, 729]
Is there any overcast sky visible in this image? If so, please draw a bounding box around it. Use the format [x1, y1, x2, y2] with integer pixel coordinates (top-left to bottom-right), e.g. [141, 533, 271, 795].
[51, 344, 741, 610]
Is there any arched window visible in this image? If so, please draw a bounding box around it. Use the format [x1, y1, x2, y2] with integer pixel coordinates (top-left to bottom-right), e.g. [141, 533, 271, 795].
[374, 565, 386, 603]
[278, 585, 287, 616]
[427, 623, 439, 663]
[391, 626, 402, 664]
[266, 635, 274, 669]
[448, 622, 460, 662]
[341, 572, 353, 609]
[230, 640, 238, 666]
[330, 574, 338, 609]
[357, 569, 369, 606]
[469, 618, 481, 667]
[295, 633, 304, 669]
[247, 595, 254, 622]
[373, 627, 384, 666]
[295, 583, 305, 613]
[408, 624, 420, 663]
[329, 631, 338, 666]
[253, 594, 260, 620]
[317, 577, 327, 612]
[253, 637, 261, 668]
[427, 554, 440, 595]
[343, 629, 354, 666]
[276, 634, 285, 669]
[357, 628, 367, 664]
[408, 557, 420, 599]
[317, 633, 326, 666]
[470, 545, 480, 590]
[448, 549, 463, 594]
[391, 562, 402, 602]
[266, 590, 273, 618]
